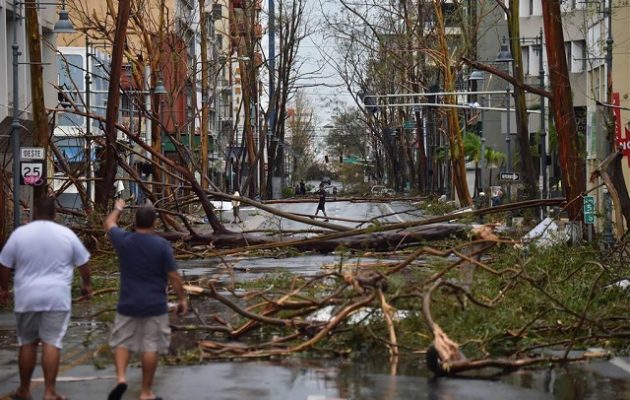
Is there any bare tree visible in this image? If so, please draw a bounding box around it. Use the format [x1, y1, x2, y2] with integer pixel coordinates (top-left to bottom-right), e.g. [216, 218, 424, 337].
[264, 0, 315, 196]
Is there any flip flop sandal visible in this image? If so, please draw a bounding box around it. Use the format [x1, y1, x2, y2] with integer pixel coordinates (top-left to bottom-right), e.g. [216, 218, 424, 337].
[107, 383, 128, 400]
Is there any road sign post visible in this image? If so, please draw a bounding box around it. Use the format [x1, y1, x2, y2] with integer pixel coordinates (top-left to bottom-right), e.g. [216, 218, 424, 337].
[583, 195, 595, 224]
[499, 172, 520, 181]
[19, 161, 46, 186]
[20, 147, 45, 160]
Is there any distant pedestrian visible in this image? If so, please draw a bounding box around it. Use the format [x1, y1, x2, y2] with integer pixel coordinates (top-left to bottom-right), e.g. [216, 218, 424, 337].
[104, 199, 187, 400]
[299, 179, 306, 195]
[491, 189, 503, 207]
[0, 197, 92, 400]
[232, 190, 243, 223]
[314, 183, 329, 222]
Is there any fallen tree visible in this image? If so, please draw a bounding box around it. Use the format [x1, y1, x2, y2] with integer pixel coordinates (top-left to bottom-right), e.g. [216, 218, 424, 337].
[159, 225, 629, 375]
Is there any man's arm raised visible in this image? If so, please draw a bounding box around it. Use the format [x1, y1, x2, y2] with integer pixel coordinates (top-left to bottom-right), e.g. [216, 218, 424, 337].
[104, 198, 126, 232]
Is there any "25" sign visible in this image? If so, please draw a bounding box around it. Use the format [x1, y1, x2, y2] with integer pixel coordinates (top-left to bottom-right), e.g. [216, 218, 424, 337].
[20, 161, 46, 186]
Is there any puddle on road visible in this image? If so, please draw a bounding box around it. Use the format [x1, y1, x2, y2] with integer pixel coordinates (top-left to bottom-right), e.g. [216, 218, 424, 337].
[177, 254, 409, 281]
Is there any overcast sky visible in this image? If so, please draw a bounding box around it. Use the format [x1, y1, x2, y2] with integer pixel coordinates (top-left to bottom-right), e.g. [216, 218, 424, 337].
[263, 0, 356, 127]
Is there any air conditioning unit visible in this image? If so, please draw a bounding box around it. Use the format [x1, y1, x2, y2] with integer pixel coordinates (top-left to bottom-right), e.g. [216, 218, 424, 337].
[212, 3, 222, 19]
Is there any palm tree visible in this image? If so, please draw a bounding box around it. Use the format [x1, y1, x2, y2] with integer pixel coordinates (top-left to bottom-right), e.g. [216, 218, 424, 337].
[463, 132, 482, 194]
[484, 148, 506, 188]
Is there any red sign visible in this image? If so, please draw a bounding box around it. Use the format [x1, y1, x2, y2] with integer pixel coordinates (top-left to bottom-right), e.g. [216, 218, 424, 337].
[612, 93, 630, 166]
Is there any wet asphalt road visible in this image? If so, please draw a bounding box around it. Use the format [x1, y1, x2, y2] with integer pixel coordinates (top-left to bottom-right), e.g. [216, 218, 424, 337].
[248, 200, 423, 232]
[1, 352, 629, 399]
[0, 200, 628, 399]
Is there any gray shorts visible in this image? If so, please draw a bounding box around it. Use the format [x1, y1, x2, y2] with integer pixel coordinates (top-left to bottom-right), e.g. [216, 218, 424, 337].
[15, 311, 71, 349]
[109, 313, 171, 354]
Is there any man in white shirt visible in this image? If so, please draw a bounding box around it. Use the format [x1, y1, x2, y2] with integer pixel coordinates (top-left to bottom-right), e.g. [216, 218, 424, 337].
[232, 190, 243, 224]
[0, 197, 92, 400]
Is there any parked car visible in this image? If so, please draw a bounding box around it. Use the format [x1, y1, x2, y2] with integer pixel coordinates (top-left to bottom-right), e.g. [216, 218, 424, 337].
[321, 176, 332, 185]
[371, 185, 394, 197]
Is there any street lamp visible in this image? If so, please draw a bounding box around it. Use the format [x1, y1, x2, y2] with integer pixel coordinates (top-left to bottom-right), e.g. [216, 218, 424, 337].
[153, 79, 168, 95]
[468, 70, 485, 83]
[53, 1, 76, 33]
[496, 36, 513, 201]
[530, 29, 547, 202]
[468, 70, 485, 195]
[11, 0, 76, 228]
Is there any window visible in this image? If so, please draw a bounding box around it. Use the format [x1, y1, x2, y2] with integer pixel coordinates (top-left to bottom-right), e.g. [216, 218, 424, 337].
[57, 54, 85, 127]
[52, 137, 89, 173]
[529, 0, 534, 15]
[216, 34, 223, 49]
[573, 40, 586, 72]
[90, 55, 110, 130]
[522, 46, 530, 75]
[564, 42, 572, 71]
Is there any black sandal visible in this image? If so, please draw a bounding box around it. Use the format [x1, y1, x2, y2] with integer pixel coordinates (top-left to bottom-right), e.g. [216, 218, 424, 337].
[107, 383, 128, 400]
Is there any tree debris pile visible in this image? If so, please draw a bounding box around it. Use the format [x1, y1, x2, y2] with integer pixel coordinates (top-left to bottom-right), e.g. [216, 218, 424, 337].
[165, 234, 629, 376]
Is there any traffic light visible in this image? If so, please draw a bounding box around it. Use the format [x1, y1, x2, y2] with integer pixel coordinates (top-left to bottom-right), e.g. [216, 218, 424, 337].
[359, 90, 379, 115]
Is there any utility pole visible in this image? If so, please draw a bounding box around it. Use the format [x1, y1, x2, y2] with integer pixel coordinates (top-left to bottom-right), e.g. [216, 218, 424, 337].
[97, 0, 132, 210]
[266, 0, 276, 199]
[538, 28, 546, 201]
[11, 1, 21, 227]
[541, 0, 585, 221]
[25, 0, 48, 202]
[199, 0, 210, 190]
[85, 35, 92, 204]
[506, 85, 512, 201]
[603, 0, 615, 245]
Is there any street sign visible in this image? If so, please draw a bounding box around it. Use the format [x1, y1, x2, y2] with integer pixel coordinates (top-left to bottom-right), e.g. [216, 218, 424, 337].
[19, 161, 46, 186]
[20, 147, 45, 160]
[499, 172, 520, 181]
[583, 196, 595, 213]
[583, 195, 595, 225]
[403, 120, 415, 130]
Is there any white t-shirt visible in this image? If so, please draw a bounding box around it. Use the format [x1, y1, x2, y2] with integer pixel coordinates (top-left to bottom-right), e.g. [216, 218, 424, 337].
[232, 191, 241, 208]
[0, 220, 90, 312]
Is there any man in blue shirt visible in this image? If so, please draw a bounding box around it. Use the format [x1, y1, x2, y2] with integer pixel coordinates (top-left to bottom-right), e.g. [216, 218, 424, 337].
[104, 199, 187, 400]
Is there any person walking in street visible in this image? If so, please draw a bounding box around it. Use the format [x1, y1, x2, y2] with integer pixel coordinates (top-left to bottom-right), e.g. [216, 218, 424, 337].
[0, 197, 92, 400]
[314, 183, 329, 222]
[104, 199, 187, 400]
[232, 190, 243, 224]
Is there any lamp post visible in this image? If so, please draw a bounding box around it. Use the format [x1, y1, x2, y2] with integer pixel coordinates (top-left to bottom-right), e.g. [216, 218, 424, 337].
[528, 28, 548, 219]
[468, 70, 485, 194]
[496, 36, 514, 201]
[11, 0, 75, 228]
[267, 0, 276, 200]
[601, 0, 615, 246]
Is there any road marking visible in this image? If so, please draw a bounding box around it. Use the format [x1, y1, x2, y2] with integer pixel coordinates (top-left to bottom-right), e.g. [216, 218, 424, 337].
[385, 203, 405, 223]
